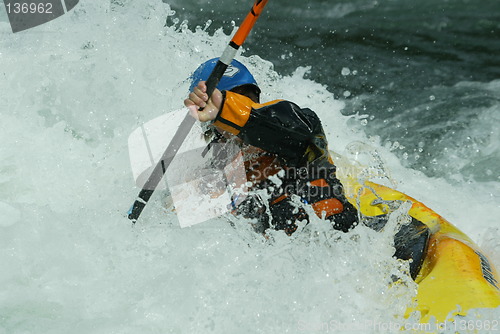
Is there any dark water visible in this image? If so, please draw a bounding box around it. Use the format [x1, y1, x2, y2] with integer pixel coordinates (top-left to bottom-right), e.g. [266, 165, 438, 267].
[168, 0, 500, 182]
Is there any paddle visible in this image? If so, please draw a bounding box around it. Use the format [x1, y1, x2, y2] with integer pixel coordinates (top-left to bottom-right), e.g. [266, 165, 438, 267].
[128, 0, 269, 223]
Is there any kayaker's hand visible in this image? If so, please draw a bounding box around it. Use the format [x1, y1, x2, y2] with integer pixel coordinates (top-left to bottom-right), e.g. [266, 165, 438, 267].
[184, 81, 223, 122]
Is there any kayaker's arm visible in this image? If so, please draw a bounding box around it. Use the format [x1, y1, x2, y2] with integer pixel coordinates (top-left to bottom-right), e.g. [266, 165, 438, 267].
[213, 91, 330, 165]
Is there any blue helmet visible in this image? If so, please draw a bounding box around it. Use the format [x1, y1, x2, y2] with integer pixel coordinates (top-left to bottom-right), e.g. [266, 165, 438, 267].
[189, 58, 260, 93]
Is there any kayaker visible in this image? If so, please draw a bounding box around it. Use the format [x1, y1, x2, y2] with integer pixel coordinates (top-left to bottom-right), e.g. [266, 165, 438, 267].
[184, 58, 359, 235]
[185, 58, 430, 280]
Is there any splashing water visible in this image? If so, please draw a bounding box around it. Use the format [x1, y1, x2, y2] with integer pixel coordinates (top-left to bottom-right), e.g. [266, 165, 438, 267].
[0, 1, 499, 333]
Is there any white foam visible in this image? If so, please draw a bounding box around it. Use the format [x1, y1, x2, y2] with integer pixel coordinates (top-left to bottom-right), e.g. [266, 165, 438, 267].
[0, 202, 21, 226]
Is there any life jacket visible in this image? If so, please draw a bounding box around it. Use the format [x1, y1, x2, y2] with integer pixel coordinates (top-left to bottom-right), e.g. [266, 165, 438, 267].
[210, 91, 358, 235]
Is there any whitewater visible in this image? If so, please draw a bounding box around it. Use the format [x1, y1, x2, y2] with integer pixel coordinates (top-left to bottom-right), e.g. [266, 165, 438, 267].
[0, 1, 499, 333]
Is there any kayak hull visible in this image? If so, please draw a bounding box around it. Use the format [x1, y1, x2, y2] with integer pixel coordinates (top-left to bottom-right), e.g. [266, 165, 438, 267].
[335, 161, 500, 322]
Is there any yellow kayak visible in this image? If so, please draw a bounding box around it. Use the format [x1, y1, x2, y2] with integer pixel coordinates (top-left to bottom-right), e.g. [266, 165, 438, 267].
[333, 151, 500, 323]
